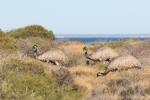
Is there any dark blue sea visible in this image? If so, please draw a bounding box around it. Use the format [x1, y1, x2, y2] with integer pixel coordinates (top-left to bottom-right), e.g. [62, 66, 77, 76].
[55, 37, 148, 45]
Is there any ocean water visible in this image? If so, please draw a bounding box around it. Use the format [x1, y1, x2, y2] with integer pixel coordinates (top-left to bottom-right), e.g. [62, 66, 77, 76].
[55, 37, 147, 45]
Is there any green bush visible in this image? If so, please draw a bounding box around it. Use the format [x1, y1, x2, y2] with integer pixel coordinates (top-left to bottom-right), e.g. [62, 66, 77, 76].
[0, 29, 5, 36]
[0, 36, 17, 53]
[3, 58, 44, 74]
[0, 58, 84, 100]
[9, 25, 55, 40]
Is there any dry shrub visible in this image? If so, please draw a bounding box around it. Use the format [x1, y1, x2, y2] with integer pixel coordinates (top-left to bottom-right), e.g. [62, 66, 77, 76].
[18, 37, 56, 58]
[104, 78, 131, 96]
[107, 78, 131, 88]
[127, 40, 150, 66]
[51, 67, 85, 97]
[62, 44, 86, 67]
[68, 54, 86, 67]
[84, 78, 145, 100]
[119, 85, 145, 100]
[84, 85, 114, 100]
[52, 67, 74, 86]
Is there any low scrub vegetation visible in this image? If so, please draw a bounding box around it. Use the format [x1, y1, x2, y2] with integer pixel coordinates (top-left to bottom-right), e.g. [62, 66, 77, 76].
[0, 29, 5, 36]
[0, 57, 85, 100]
[0, 36, 17, 55]
[0, 27, 150, 100]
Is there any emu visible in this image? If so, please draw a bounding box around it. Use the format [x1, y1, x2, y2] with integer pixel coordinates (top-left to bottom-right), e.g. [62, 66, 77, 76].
[97, 54, 142, 76]
[33, 45, 69, 65]
[83, 46, 118, 64]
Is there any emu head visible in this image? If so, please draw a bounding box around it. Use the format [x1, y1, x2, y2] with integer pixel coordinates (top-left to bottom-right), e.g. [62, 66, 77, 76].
[97, 72, 107, 77]
[33, 45, 38, 53]
[83, 46, 88, 53]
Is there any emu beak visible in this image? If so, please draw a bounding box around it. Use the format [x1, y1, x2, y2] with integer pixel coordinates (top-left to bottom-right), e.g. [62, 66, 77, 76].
[97, 72, 104, 77]
[97, 72, 100, 77]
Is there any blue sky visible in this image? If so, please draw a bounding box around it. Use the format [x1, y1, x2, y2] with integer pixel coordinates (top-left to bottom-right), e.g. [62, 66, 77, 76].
[1, 0, 150, 35]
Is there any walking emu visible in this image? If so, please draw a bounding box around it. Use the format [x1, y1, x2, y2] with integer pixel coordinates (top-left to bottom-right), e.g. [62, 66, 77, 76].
[33, 45, 69, 65]
[83, 46, 118, 63]
[97, 54, 142, 76]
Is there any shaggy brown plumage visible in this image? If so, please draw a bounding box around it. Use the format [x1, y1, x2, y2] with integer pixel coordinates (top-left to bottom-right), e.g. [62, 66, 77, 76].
[33, 45, 68, 65]
[97, 54, 142, 76]
[83, 46, 118, 62]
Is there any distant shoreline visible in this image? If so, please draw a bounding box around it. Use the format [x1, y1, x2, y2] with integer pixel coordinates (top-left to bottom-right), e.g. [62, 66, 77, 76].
[56, 34, 150, 38]
[55, 37, 148, 45]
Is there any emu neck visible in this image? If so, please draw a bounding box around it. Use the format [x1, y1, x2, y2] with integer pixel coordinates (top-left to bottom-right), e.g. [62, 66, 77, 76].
[84, 50, 89, 58]
[34, 51, 38, 58]
[84, 51, 93, 61]
[84, 51, 88, 56]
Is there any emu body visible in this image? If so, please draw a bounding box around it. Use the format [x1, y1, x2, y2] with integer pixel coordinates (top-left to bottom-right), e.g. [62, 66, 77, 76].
[83, 46, 118, 63]
[33, 45, 68, 65]
[97, 54, 142, 76]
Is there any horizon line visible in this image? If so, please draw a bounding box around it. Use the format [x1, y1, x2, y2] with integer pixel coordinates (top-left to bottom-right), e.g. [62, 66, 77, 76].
[55, 34, 150, 38]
